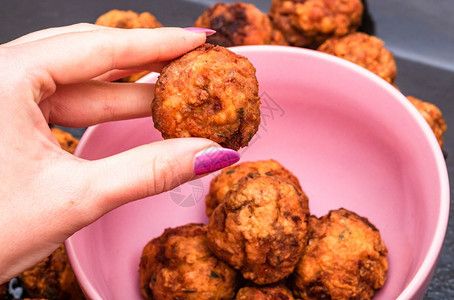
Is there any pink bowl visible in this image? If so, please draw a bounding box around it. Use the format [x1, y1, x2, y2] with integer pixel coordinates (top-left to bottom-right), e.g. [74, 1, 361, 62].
[66, 46, 449, 299]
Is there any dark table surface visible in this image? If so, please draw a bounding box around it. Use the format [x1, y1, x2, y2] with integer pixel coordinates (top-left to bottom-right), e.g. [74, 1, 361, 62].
[1, 0, 453, 299]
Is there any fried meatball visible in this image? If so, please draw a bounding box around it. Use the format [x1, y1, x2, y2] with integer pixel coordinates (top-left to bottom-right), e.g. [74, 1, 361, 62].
[236, 284, 294, 300]
[139, 223, 239, 300]
[291, 208, 388, 300]
[194, 2, 287, 47]
[269, 0, 364, 48]
[19, 245, 85, 300]
[206, 159, 302, 217]
[317, 32, 397, 84]
[95, 9, 162, 29]
[207, 175, 309, 285]
[407, 96, 447, 147]
[50, 127, 79, 154]
[152, 43, 261, 150]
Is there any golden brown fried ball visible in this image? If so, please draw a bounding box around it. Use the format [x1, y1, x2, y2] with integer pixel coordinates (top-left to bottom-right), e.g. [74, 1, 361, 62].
[291, 208, 388, 300]
[269, 0, 364, 48]
[207, 175, 310, 285]
[152, 43, 261, 150]
[139, 223, 239, 300]
[206, 159, 302, 217]
[317, 32, 397, 84]
[95, 9, 162, 29]
[194, 2, 287, 47]
[50, 127, 79, 154]
[19, 245, 85, 300]
[407, 96, 447, 148]
[236, 284, 294, 300]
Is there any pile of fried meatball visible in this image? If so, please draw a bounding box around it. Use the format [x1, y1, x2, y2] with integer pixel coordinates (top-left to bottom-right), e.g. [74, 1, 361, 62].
[96, 1, 446, 147]
[6, 2, 445, 298]
[139, 159, 389, 300]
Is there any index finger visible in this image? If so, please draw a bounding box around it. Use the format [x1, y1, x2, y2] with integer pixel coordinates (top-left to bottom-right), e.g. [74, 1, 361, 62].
[13, 26, 206, 85]
[2, 23, 101, 47]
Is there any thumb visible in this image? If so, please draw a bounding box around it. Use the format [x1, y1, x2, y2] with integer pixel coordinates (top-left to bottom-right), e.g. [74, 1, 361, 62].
[80, 137, 239, 218]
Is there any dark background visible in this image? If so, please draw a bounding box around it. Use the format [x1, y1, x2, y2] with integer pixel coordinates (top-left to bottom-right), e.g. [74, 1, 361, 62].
[1, 0, 452, 298]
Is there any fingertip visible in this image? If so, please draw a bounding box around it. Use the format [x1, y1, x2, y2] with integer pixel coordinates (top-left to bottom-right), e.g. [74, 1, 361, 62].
[184, 27, 216, 36]
[157, 27, 207, 47]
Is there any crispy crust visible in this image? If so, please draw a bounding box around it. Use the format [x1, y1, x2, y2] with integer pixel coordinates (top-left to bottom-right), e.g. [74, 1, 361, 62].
[194, 2, 287, 46]
[205, 159, 303, 217]
[139, 223, 239, 299]
[407, 96, 447, 147]
[207, 175, 309, 285]
[152, 43, 261, 150]
[269, 0, 364, 48]
[291, 208, 388, 299]
[317, 32, 397, 84]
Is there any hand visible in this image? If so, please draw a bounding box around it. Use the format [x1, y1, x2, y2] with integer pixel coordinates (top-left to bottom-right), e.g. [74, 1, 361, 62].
[0, 24, 238, 282]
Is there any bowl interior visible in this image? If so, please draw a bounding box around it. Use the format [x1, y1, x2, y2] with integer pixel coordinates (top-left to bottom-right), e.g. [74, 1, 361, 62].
[66, 46, 448, 300]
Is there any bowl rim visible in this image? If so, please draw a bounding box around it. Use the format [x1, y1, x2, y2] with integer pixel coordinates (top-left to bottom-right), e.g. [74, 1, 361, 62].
[65, 45, 450, 300]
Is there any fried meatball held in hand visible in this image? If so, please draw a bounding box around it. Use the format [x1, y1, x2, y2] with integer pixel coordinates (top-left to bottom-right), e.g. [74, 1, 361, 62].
[205, 159, 302, 217]
[152, 43, 261, 150]
[139, 223, 239, 300]
[292, 209, 388, 300]
[207, 175, 310, 285]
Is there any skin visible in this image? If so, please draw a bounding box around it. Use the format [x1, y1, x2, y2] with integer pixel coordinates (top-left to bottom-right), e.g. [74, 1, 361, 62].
[0, 24, 225, 283]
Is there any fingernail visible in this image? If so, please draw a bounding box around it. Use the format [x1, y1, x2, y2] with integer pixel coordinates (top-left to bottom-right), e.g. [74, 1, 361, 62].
[184, 27, 216, 36]
[194, 147, 240, 175]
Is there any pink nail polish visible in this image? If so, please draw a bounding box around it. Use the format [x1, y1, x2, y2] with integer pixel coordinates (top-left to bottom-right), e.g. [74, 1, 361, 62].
[184, 27, 216, 36]
[194, 147, 240, 175]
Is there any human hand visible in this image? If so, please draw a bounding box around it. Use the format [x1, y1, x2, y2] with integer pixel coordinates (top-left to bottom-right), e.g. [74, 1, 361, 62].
[0, 24, 239, 282]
